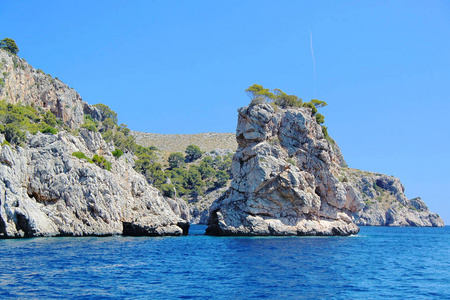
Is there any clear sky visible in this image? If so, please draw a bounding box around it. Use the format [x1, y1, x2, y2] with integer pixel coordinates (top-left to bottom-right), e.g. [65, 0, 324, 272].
[1, 0, 449, 223]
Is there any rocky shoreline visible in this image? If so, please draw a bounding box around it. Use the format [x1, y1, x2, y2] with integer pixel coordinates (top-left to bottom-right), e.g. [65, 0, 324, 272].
[0, 48, 444, 239]
[0, 130, 189, 238]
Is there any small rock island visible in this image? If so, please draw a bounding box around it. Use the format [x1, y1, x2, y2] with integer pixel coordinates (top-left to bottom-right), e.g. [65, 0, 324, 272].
[207, 103, 363, 236]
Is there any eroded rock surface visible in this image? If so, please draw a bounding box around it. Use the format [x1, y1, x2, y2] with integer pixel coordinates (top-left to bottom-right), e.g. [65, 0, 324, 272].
[0, 130, 188, 238]
[0, 49, 101, 129]
[206, 104, 364, 236]
[345, 169, 444, 227]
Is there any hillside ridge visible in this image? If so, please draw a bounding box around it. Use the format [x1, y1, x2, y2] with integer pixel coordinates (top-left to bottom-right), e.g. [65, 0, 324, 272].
[131, 131, 237, 154]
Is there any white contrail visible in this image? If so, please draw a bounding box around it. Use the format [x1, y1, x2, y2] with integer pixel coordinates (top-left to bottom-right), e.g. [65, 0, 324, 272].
[310, 30, 316, 79]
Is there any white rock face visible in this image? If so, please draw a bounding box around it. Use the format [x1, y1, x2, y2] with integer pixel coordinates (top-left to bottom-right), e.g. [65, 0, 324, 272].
[206, 104, 363, 236]
[0, 49, 101, 129]
[346, 169, 444, 227]
[0, 130, 188, 238]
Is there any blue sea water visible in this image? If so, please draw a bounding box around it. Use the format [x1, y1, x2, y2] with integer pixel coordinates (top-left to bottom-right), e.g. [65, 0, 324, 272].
[0, 226, 449, 299]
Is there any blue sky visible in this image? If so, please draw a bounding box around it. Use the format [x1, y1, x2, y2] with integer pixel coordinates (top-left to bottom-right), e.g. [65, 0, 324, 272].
[1, 0, 449, 223]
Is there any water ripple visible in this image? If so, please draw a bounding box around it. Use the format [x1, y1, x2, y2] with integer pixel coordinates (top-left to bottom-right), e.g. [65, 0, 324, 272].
[0, 226, 449, 299]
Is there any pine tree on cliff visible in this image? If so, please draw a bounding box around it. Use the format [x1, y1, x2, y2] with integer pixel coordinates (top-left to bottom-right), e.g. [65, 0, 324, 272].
[0, 38, 19, 55]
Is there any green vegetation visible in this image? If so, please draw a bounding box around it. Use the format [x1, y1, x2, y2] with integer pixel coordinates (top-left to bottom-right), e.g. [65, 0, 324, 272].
[315, 113, 325, 124]
[72, 151, 93, 163]
[0, 47, 234, 199]
[0, 38, 19, 55]
[273, 88, 302, 108]
[94, 103, 118, 124]
[41, 126, 58, 135]
[245, 84, 276, 103]
[168, 152, 185, 169]
[156, 151, 233, 199]
[185, 144, 203, 162]
[0, 100, 59, 145]
[215, 170, 230, 188]
[81, 114, 98, 132]
[161, 184, 176, 198]
[72, 151, 111, 171]
[161, 152, 232, 198]
[111, 148, 123, 158]
[0, 96, 233, 200]
[311, 99, 328, 108]
[245, 84, 334, 144]
[92, 154, 112, 171]
[321, 125, 333, 144]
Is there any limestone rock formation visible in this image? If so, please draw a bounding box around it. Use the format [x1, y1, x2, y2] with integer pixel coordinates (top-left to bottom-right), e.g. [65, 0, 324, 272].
[0, 129, 188, 238]
[188, 186, 228, 224]
[206, 104, 364, 236]
[345, 169, 444, 227]
[0, 49, 101, 129]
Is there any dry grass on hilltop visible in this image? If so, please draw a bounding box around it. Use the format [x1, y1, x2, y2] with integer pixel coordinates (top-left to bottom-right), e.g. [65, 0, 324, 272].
[131, 131, 237, 155]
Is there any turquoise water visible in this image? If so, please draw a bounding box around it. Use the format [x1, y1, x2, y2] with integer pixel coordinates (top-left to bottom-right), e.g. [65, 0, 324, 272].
[0, 226, 448, 299]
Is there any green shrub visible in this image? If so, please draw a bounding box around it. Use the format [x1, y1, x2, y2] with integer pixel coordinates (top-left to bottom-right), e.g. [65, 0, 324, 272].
[81, 123, 98, 132]
[1, 38, 19, 55]
[168, 152, 185, 169]
[245, 84, 275, 103]
[185, 144, 203, 162]
[82, 114, 98, 132]
[72, 151, 87, 159]
[1, 123, 26, 145]
[0, 100, 66, 144]
[198, 161, 216, 180]
[92, 154, 112, 171]
[41, 126, 57, 134]
[303, 101, 317, 115]
[112, 148, 123, 158]
[94, 103, 118, 124]
[311, 99, 327, 108]
[273, 89, 302, 108]
[315, 113, 325, 124]
[322, 125, 334, 144]
[215, 170, 229, 188]
[72, 151, 93, 163]
[161, 184, 176, 198]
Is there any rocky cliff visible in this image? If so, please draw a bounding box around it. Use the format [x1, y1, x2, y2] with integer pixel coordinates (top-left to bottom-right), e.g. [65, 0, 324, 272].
[0, 49, 101, 129]
[0, 48, 189, 238]
[344, 169, 444, 227]
[0, 129, 188, 237]
[206, 104, 364, 236]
